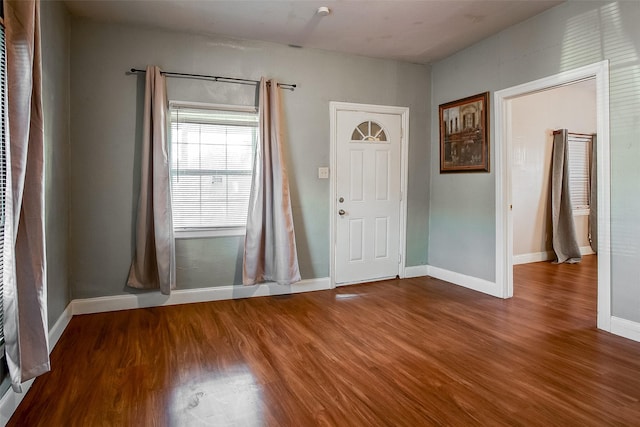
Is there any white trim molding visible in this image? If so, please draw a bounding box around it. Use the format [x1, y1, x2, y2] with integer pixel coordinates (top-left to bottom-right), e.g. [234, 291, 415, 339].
[0, 378, 34, 426]
[494, 60, 611, 331]
[580, 246, 596, 256]
[611, 317, 640, 343]
[404, 265, 429, 278]
[513, 251, 555, 265]
[427, 265, 502, 298]
[513, 247, 595, 265]
[72, 277, 331, 315]
[48, 304, 73, 352]
[174, 227, 245, 239]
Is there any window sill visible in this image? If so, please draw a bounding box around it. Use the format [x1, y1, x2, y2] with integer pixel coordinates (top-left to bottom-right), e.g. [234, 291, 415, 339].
[175, 227, 246, 239]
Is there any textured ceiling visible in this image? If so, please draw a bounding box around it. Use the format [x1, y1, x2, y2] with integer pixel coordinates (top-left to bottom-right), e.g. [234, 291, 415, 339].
[63, 0, 565, 64]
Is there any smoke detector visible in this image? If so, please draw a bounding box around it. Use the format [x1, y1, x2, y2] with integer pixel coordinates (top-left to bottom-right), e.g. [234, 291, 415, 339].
[316, 6, 331, 17]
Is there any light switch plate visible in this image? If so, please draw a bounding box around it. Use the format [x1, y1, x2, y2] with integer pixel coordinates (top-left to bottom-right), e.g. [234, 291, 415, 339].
[318, 167, 329, 179]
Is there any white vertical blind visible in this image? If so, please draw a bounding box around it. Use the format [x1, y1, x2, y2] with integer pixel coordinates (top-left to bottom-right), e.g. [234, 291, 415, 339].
[170, 105, 258, 229]
[567, 134, 592, 210]
[0, 22, 6, 346]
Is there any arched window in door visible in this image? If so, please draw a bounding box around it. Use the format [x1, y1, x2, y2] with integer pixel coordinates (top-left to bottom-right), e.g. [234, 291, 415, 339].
[351, 121, 387, 142]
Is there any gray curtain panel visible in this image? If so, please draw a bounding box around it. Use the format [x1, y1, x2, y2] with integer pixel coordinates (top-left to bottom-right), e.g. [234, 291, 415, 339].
[127, 66, 176, 295]
[589, 134, 597, 253]
[243, 78, 301, 285]
[3, 0, 51, 392]
[551, 129, 582, 264]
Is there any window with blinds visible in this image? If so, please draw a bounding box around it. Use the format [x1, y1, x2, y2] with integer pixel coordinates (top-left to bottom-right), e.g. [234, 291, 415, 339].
[170, 104, 258, 233]
[567, 134, 592, 213]
[0, 21, 6, 347]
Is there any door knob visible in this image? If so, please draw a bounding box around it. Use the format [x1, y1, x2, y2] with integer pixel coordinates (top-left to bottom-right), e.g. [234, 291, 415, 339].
[338, 209, 346, 216]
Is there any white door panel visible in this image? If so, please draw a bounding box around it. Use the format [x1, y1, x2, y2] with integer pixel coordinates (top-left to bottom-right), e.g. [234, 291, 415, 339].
[335, 110, 402, 285]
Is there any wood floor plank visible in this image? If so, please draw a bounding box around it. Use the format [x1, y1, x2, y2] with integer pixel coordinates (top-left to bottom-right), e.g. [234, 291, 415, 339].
[9, 255, 640, 425]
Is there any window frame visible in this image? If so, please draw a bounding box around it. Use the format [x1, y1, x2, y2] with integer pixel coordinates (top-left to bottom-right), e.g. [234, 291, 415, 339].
[168, 101, 258, 239]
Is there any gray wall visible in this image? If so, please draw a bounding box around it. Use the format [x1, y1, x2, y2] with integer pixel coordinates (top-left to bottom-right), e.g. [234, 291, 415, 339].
[429, 1, 640, 321]
[42, 1, 71, 326]
[69, 19, 430, 299]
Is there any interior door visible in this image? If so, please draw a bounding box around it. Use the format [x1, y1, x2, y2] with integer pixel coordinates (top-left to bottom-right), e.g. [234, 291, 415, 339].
[335, 110, 402, 285]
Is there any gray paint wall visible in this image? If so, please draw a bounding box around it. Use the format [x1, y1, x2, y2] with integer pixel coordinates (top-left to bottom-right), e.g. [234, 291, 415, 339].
[429, 1, 640, 321]
[41, 1, 71, 326]
[69, 19, 430, 299]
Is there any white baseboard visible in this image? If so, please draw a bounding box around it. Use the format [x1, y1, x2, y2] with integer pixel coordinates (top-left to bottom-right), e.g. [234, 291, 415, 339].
[580, 245, 596, 256]
[404, 265, 429, 278]
[513, 251, 554, 265]
[0, 377, 34, 426]
[610, 316, 640, 343]
[0, 303, 73, 425]
[49, 304, 73, 352]
[425, 264, 640, 342]
[427, 265, 502, 298]
[513, 246, 596, 265]
[408, 264, 503, 298]
[72, 277, 331, 315]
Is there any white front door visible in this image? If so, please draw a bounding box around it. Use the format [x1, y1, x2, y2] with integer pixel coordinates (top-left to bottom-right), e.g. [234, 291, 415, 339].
[335, 110, 402, 285]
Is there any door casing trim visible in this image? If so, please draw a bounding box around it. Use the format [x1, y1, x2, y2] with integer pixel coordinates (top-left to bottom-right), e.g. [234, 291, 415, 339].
[329, 102, 410, 288]
[494, 60, 611, 331]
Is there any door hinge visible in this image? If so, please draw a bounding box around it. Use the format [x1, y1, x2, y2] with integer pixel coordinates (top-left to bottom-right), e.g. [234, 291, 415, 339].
[398, 254, 402, 264]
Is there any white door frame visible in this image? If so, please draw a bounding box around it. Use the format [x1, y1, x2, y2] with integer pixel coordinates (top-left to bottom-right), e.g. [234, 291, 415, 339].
[329, 102, 410, 288]
[494, 60, 611, 331]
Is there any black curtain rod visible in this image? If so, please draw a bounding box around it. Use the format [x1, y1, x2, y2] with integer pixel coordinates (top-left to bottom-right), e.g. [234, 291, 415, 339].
[129, 68, 296, 91]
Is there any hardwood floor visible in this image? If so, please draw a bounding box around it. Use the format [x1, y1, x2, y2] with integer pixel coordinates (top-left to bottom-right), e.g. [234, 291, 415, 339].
[10, 255, 640, 425]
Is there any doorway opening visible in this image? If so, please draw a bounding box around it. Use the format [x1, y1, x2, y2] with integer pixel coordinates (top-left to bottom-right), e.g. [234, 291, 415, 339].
[494, 61, 611, 331]
[510, 79, 598, 325]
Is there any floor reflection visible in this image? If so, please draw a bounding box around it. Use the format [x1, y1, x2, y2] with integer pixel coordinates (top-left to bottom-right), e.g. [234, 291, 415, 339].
[170, 366, 262, 426]
[335, 293, 360, 300]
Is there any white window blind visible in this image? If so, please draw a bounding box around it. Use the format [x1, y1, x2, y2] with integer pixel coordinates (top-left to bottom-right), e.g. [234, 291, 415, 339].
[170, 105, 258, 230]
[0, 22, 6, 346]
[567, 134, 592, 211]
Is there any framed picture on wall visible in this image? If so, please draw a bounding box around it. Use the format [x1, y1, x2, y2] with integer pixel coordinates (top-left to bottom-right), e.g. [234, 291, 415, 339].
[439, 92, 490, 173]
